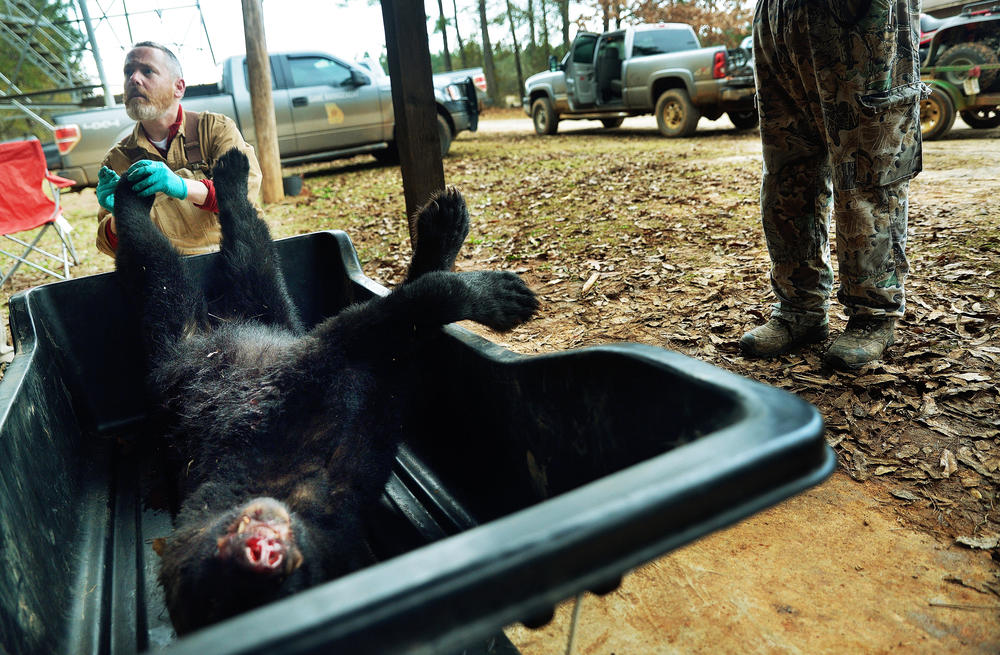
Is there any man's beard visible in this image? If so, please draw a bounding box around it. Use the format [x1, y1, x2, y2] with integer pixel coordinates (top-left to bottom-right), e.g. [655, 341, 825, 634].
[125, 86, 174, 121]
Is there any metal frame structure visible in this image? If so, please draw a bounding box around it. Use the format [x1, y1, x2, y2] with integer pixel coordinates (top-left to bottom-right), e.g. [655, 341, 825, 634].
[0, 1, 215, 134]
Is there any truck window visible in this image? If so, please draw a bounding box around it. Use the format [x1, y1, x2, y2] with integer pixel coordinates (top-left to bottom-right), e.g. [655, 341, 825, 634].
[288, 56, 353, 88]
[598, 37, 625, 60]
[632, 28, 699, 56]
[240, 62, 278, 90]
[572, 35, 597, 64]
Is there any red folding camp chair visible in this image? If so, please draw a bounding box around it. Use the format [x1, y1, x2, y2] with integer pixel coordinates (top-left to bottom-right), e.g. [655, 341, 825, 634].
[0, 138, 79, 287]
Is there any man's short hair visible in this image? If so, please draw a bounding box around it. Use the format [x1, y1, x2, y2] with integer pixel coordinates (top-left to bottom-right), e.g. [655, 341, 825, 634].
[131, 41, 183, 79]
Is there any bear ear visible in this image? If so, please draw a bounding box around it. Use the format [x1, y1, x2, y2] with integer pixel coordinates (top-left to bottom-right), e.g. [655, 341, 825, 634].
[152, 537, 167, 557]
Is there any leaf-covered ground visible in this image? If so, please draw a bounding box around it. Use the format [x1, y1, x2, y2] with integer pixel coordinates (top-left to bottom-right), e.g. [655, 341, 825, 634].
[268, 117, 1000, 551]
[3, 112, 997, 554]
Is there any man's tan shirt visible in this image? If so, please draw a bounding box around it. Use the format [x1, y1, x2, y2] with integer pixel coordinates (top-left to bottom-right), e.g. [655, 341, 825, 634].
[96, 109, 263, 256]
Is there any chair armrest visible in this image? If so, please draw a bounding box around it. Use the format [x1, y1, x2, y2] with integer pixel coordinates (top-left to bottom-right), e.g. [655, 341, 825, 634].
[45, 173, 76, 189]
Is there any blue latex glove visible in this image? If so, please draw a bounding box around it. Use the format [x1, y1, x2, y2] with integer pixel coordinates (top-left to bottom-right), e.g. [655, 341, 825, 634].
[126, 160, 188, 199]
[96, 166, 119, 212]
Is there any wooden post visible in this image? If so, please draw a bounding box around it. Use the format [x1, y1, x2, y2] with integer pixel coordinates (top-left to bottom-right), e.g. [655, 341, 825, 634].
[381, 0, 446, 246]
[241, 0, 283, 203]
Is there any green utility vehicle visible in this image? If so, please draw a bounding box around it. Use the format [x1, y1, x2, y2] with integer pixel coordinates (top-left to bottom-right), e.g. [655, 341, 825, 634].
[918, 3, 1000, 139]
[920, 70, 1000, 139]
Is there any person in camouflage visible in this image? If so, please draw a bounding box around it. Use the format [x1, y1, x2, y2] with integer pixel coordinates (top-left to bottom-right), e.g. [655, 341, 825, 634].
[740, 0, 926, 370]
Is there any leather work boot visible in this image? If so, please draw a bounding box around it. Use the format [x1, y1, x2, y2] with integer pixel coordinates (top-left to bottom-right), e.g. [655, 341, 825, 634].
[825, 316, 896, 370]
[739, 317, 829, 358]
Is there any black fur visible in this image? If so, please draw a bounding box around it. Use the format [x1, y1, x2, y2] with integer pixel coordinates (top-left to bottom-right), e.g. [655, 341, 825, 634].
[112, 149, 538, 634]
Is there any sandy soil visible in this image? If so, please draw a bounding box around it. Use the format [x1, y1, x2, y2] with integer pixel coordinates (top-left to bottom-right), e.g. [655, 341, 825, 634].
[506, 471, 998, 654]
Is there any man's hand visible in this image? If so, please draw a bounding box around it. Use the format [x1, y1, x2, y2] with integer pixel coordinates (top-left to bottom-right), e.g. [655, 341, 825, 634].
[126, 160, 188, 200]
[96, 166, 119, 212]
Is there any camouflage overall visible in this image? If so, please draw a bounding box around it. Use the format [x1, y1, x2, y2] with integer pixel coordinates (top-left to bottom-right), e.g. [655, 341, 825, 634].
[752, 0, 925, 324]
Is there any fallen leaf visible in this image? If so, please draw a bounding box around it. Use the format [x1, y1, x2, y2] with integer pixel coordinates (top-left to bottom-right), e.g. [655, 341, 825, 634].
[940, 449, 958, 477]
[955, 535, 1000, 550]
[951, 372, 991, 382]
[852, 374, 898, 386]
[958, 471, 980, 488]
[890, 488, 920, 501]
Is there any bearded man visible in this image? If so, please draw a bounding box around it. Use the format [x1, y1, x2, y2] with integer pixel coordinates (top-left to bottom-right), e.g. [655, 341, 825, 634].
[95, 42, 263, 256]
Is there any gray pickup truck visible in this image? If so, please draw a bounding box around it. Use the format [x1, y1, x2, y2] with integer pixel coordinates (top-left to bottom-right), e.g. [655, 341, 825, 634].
[522, 23, 756, 137]
[51, 51, 480, 187]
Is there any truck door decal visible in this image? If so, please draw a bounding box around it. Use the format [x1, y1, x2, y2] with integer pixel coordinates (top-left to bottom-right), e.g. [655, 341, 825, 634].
[287, 55, 382, 152]
[326, 103, 345, 124]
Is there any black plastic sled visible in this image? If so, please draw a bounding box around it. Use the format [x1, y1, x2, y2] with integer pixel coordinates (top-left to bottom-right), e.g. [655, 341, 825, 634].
[0, 230, 833, 654]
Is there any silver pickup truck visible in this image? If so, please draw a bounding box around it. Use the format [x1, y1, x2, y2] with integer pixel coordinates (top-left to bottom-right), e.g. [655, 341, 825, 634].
[522, 23, 755, 137]
[51, 51, 480, 187]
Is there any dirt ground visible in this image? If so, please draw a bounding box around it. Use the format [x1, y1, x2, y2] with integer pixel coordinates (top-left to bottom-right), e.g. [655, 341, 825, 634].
[477, 114, 1000, 654]
[4, 110, 997, 653]
[506, 474, 997, 654]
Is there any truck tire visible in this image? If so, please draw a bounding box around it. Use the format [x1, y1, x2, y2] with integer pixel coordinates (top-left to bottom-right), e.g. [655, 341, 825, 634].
[728, 110, 759, 130]
[373, 114, 451, 164]
[373, 141, 399, 164]
[936, 43, 1000, 91]
[437, 113, 452, 156]
[920, 85, 956, 141]
[532, 97, 559, 135]
[600, 117, 624, 129]
[960, 106, 1000, 129]
[655, 89, 700, 137]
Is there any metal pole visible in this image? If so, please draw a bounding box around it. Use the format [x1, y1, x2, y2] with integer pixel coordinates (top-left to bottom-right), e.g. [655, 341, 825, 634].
[122, 0, 135, 44]
[77, 0, 116, 106]
[4, 99, 56, 132]
[0, 72, 55, 131]
[196, 1, 217, 65]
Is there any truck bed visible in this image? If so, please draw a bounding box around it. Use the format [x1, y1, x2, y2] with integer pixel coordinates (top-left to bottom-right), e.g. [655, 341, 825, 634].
[0, 231, 832, 654]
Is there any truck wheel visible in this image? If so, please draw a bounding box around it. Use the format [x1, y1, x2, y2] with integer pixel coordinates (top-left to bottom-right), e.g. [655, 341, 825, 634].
[960, 106, 1000, 129]
[655, 89, 700, 137]
[437, 113, 452, 157]
[728, 110, 759, 130]
[600, 117, 624, 129]
[373, 141, 399, 164]
[936, 43, 1000, 91]
[532, 97, 559, 135]
[920, 85, 956, 141]
[374, 116, 451, 163]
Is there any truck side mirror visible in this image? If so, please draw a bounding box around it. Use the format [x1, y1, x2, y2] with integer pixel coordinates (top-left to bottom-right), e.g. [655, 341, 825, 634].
[344, 70, 371, 88]
[548, 55, 559, 72]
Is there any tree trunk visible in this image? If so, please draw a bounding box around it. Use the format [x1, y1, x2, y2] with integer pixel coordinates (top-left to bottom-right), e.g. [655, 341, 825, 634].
[479, 0, 499, 106]
[240, 0, 283, 203]
[526, 0, 536, 48]
[452, 0, 468, 68]
[380, 0, 445, 244]
[559, 0, 570, 51]
[540, 0, 550, 56]
[436, 0, 452, 70]
[505, 0, 524, 97]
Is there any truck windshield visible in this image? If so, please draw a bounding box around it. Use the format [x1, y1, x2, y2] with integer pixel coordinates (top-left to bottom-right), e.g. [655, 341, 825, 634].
[632, 28, 699, 56]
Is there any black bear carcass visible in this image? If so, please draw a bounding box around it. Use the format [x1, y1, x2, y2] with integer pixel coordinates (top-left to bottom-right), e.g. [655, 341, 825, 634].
[111, 148, 538, 634]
